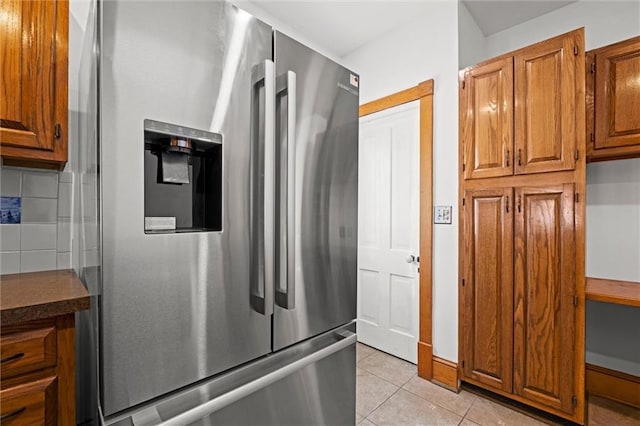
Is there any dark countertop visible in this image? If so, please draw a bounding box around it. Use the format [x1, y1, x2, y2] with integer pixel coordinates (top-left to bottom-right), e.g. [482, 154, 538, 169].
[0, 269, 90, 326]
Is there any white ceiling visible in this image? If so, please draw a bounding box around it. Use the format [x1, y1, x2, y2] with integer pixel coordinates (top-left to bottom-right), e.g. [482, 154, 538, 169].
[244, 1, 578, 58]
[462, 0, 576, 36]
[245, 1, 437, 57]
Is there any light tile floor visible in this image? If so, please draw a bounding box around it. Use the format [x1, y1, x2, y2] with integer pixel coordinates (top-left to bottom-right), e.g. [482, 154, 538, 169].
[356, 343, 640, 425]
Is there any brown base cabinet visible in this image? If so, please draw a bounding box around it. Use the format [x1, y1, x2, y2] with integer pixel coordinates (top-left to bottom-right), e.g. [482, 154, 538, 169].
[459, 28, 586, 424]
[0, 270, 90, 425]
[0, 316, 74, 425]
[462, 185, 578, 414]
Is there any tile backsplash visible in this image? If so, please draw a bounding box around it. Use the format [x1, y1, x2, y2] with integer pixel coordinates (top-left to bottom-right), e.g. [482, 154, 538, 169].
[0, 167, 73, 274]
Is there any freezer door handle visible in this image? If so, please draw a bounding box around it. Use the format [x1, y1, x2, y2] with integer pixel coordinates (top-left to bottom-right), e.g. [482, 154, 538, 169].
[275, 70, 296, 310]
[155, 330, 356, 426]
[249, 59, 275, 317]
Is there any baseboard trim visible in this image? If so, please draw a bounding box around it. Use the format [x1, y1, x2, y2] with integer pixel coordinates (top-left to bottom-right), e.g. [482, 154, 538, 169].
[586, 363, 640, 408]
[417, 341, 433, 379]
[432, 356, 459, 392]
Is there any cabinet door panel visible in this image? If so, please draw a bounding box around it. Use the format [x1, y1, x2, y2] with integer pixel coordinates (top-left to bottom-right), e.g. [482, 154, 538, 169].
[514, 184, 575, 414]
[595, 36, 640, 150]
[463, 57, 514, 180]
[0, 0, 61, 153]
[515, 32, 580, 174]
[462, 188, 513, 392]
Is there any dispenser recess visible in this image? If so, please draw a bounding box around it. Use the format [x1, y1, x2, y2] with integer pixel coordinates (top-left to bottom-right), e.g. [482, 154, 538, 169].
[144, 119, 222, 233]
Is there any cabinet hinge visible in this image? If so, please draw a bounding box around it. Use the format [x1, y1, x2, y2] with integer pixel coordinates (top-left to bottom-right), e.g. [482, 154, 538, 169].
[572, 395, 578, 407]
[574, 149, 579, 161]
[575, 193, 580, 203]
[462, 197, 466, 206]
[574, 295, 579, 307]
[574, 45, 579, 56]
[462, 360, 465, 368]
[54, 123, 61, 139]
[591, 62, 596, 74]
[590, 133, 595, 142]
[462, 278, 465, 287]
[462, 163, 466, 172]
[462, 80, 466, 89]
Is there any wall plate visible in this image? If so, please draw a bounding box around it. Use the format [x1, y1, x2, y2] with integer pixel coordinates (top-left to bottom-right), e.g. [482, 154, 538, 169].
[434, 205, 452, 224]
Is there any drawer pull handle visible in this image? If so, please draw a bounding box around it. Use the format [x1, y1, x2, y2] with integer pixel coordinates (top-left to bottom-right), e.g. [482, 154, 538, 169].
[0, 352, 25, 363]
[0, 407, 26, 421]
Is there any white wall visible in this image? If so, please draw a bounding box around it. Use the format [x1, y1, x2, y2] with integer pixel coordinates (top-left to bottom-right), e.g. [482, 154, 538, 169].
[484, 0, 640, 56]
[458, 2, 487, 69]
[475, 0, 640, 376]
[586, 159, 640, 376]
[343, 1, 460, 362]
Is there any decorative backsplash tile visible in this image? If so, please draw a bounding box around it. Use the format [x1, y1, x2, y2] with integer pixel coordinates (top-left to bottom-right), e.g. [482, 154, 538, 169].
[0, 167, 73, 274]
[1, 196, 21, 224]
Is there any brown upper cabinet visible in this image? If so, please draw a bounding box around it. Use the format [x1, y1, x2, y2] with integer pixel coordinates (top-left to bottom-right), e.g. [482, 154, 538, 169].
[587, 36, 640, 162]
[461, 29, 584, 179]
[462, 58, 514, 179]
[0, 0, 69, 170]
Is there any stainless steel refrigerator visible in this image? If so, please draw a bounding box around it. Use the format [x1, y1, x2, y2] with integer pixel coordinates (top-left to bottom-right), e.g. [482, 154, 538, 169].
[76, 1, 358, 424]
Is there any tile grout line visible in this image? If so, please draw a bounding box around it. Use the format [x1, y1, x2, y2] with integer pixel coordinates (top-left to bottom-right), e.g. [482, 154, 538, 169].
[357, 361, 416, 389]
[363, 380, 401, 425]
[358, 345, 473, 424]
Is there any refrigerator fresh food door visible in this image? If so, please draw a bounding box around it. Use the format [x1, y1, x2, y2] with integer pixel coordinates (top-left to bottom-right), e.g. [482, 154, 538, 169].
[105, 323, 356, 426]
[273, 32, 359, 350]
[100, 2, 273, 416]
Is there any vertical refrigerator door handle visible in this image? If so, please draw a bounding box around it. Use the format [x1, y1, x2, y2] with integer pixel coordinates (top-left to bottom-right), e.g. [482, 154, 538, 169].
[264, 61, 275, 317]
[249, 59, 275, 317]
[276, 70, 296, 310]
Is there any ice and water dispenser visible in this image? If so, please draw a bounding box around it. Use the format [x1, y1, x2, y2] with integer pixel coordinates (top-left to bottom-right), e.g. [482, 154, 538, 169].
[144, 119, 222, 233]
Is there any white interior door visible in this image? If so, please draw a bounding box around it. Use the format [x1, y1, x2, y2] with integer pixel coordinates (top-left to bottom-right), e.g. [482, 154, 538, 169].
[358, 101, 420, 363]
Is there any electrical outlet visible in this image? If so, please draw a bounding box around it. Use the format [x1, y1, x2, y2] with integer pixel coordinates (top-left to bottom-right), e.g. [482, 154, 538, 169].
[434, 205, 452, 224]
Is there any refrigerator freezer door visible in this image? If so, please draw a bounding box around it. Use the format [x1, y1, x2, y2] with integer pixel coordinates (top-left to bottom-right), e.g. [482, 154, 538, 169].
[273, 32, 359, 350]
[106, 323, 356, 426]
[100, 2, 273, 416]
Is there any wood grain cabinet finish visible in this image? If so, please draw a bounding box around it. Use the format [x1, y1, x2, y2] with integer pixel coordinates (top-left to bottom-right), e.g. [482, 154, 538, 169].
[0, 0, 68, 170]
[514, 184, 576, 414]
[459, 28, 585, 424]
[0, 315, 76, 425]
[514, 32, 580, 175]
[461, 29, 584, 179]
[461, 188, 513, 393]
[0, 321, 57, 380]
[0, 376, 57, 425]
[462, 58, 514, 179]
[587, 36, 640, 161]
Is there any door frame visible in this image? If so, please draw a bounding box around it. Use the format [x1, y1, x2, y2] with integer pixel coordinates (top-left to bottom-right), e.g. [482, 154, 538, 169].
[359, 79, 434, 379]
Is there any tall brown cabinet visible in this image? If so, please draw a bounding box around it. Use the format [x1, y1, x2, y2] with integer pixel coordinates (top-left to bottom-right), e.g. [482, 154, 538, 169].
[459, 29, 586, 424]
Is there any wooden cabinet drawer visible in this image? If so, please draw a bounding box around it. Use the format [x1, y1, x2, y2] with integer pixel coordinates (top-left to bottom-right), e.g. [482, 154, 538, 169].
[0, 376, 57, 425]
[1, 322, 57, 379]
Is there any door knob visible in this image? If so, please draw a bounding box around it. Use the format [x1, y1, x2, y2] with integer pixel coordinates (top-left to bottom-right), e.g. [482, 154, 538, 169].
[406, 255, 419, 264]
